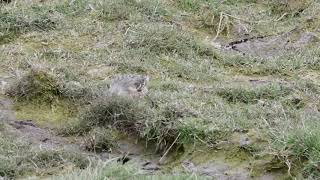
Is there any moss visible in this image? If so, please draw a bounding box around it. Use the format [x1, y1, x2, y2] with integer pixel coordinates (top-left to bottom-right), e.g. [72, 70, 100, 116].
[250, 154, 289, 178]
[14, 99, 77, 127]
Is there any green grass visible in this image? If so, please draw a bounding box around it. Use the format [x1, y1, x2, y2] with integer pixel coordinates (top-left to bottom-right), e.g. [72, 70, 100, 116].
[0, 10, 56, 44]
[218, 48, 320, 75]
[6, 69, 61, 102]
[52, 160, 208, 180]
[0, 132, 90, 179]
[1, 0, 320, 179]
[216, 83, 292, 104]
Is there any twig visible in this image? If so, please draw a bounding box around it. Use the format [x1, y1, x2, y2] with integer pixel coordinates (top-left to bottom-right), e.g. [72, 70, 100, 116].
[285, 158, 292, 178]
[212, 12, 224, 41]
[159, 133, 181, 164]
[213, 11, 291, 42]
[194, 135, 215, 148]
[275, 13, 288, 22]
[28, 158, 39, 169]
[262, 117, 278, 139]
[222, 12, 270, 24]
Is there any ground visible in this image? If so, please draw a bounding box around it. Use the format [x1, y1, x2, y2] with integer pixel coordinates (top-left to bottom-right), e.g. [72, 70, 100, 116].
[0, 0, 320, 179]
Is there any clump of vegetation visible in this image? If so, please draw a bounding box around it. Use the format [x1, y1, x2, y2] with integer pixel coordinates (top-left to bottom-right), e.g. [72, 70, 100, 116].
[96, 0, 168, 22]
[282, 96, 306, 109]
[176, 0, 226, 33]
[59, 80, 93, 101]
[52, 160, 206, 180]
[0, 134, 90, 179]
[217, 52, 320, 75]
[273, 121, 320, 178]
[77, 96, 150, 133]
[6, 69, 61, 102]
[266, 0, 311, 15]
[83, 127, 117, 153]
[0, 11, 55, 44]
[125, 23, 212, 58]
[72, 96, 177, 149]
[97, 0, 137, 21]
[28, 150, 90, 171]
[217, 84, 292, 104]
[63, 96, 199, 150]
[6, 68, 93, 104]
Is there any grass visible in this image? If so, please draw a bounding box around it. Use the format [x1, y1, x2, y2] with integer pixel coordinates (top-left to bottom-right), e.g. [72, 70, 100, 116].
[216, 83, 292, 104]
[0, 0, 320, 179]
[96, 0, 169, 22]
[6, 69, 61, 102]
[218, 48, 320, 75]
[270, 119, 320, 178]
[0, 10, 55, 44]
[83, 127, 118, 153]
[0, 132, 90, 179]
[52, 160, 208, 180]
[62, 96, 189, 151]
[124, 23, 212, 58]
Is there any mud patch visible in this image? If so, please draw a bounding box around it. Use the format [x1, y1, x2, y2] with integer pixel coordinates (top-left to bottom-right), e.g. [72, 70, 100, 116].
[219, 29, 319, 57]
[182, 160, 250, 180]
[98, 137, 162, 173]
[8, 119, 76, 150]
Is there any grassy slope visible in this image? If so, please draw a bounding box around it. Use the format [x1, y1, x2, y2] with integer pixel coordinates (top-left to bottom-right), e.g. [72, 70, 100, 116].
[0, 0, 320, 179]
